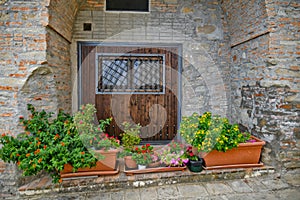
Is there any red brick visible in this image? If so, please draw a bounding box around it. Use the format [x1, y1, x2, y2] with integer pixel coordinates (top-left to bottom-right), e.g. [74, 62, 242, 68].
[0, 113, 13, 117]
[9, 74, 26, 78]
[0, 86, 13, 91]
[279, 104, 292, 110]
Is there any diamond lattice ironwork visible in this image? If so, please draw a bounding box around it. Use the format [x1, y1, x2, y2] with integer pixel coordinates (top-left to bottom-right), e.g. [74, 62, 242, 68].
[97, 54, 164, 93]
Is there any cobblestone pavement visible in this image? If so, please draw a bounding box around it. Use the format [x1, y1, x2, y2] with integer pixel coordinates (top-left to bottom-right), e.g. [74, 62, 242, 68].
[18, 176, 299, 200]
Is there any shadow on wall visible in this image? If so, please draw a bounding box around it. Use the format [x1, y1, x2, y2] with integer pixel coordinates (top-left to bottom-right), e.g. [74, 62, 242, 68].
[18, 66, 58, 118]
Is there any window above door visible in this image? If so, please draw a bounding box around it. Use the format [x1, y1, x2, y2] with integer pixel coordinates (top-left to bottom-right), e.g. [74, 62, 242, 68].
[106, 0, 150, 12]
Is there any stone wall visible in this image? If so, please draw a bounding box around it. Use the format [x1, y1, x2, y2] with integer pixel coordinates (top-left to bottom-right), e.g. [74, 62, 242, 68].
[72, 0, 231, 117]
[221, 0, 300, 181]
[0, 0, 82, 197]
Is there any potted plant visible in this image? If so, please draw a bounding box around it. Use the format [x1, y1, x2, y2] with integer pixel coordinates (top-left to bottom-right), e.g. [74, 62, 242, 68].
[159, 141, 189, 167]
[131, 144, 153, 170]
[0, 104, 97, 183]
[180, 112, 265, 169]
[148, 151, 161, 168]
[69, 104, 120, 171]
[182, 146, 204, 172]
[119, 122, 141, 169]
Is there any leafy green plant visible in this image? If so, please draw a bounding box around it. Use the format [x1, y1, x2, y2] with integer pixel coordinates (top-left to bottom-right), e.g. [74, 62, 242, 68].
[180, 112, 250, 152]
[132, 144, 153, 166]
[119, 122, 141, 157]
[73, 104, 120, 151]
[0, 104, 97, 183]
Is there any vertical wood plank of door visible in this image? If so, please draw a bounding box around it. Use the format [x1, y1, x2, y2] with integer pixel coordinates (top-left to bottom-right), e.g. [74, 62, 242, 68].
[87, 45, 179, 141]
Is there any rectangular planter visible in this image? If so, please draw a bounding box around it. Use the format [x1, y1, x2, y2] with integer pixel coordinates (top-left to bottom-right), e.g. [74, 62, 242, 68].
[203, 136, 265, 169]
[61, 149, 119, 174]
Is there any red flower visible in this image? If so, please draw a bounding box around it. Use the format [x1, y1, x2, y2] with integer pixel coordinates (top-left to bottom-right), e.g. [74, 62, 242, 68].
[61, 142, 65, 146]
[43, 145, 47, 149]
[80, 152, 85, 155]
[16, 153, 20, 157]
[146, 143, 150, 147]
[19, 116, 24, 119]
[189, 152, 194, 157]
[1, 133, 5, 137]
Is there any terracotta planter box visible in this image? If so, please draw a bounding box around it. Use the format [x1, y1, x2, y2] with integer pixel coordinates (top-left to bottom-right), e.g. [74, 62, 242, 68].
[61, 149, 119, 174]
[202, 136, 265, 169]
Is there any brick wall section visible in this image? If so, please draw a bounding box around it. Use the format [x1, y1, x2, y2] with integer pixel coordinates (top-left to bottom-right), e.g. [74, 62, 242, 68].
[46, 27, 72, 113]
[0, 1, 48, 197]
[0, 0, 48, 134]
[222, 0, 268, 46]
[0, 0, 83, 197]
[48, 0, 81, 42]
[264, 0, 300, 180]
[73, 0, 231, 117]
[221, 0, 300, 181]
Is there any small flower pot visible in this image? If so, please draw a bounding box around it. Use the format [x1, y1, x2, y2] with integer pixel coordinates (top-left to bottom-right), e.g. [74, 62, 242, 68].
[188, 158, 204, 173]
[124, 156, 137, 169]
[138, 165, 147, 170]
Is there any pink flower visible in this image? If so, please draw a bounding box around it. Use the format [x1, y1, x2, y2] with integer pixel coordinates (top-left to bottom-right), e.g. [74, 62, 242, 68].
[79, 120, 83, 124]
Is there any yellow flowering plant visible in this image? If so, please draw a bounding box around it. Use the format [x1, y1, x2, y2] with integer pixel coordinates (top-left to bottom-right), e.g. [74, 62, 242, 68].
[180, 112, 250, 152]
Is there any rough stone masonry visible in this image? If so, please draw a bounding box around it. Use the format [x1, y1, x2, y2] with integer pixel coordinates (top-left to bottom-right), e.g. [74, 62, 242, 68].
[0, 0, 299, 197]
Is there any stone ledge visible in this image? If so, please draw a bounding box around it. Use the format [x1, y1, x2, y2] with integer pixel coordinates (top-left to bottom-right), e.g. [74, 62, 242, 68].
[18, 160, 275, 197]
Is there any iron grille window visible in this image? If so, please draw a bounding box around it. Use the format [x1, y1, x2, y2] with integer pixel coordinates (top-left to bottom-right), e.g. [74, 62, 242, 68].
[96, 54, 165, 94]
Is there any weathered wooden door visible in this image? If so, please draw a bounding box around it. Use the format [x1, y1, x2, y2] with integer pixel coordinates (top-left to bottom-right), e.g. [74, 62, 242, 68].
[79, 43, 180, 142]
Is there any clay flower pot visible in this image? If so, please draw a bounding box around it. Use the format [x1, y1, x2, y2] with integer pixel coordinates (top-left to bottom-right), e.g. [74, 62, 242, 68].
[124, 156, 137, 169]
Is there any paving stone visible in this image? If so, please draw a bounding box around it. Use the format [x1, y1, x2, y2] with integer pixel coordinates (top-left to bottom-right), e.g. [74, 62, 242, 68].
[111, 191, 125, 200]
[86, 192, 111, 200]
[243, 178, 268, 192]
[261, 179, 290, 190]
[274, 188, 300, 200]
[157, 185, 180, 199]
[177, 183, 208, 197]
[140, 187, 158, 200]
[227, 180, 253, 193]
[204, 182, 233, 195]
[124, 189, 140, 200]
[210, 192, 279, 200]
